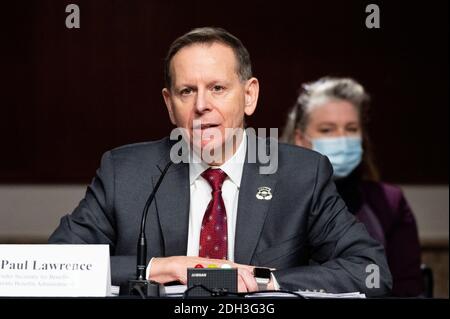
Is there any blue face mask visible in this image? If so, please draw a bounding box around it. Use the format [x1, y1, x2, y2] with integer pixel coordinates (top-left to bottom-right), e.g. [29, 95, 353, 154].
[311, 136, 363, 178]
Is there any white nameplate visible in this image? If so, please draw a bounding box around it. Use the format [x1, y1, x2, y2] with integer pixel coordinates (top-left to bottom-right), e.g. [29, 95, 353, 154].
[0, 244, 111, 297]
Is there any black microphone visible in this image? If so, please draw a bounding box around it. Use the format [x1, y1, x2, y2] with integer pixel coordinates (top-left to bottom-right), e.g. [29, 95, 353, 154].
[128, 160, 173, 298]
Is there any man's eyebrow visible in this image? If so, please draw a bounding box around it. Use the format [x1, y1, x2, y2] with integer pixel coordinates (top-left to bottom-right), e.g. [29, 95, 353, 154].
[174, 83, 196, 89]
[207, 79, 233, 86]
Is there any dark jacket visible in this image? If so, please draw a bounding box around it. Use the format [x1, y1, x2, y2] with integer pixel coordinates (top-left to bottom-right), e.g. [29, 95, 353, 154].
[49, 138, 392, 296]
[335, 173, 423, 297]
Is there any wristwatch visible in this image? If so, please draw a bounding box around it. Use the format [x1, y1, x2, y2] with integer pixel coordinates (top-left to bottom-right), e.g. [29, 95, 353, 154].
[253, 267, 271, 291]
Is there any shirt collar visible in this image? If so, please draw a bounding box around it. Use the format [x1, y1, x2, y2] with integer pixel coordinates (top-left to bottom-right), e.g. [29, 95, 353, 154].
[189, 130, 247, 188]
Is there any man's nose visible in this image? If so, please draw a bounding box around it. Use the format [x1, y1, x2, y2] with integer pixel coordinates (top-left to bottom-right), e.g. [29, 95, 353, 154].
[194, 89, 211, 113]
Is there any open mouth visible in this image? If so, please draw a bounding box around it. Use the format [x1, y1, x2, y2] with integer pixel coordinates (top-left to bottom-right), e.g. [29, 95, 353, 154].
[200, 123, 219, 129]
[192, 123, 221, 144]
[193, 123, 220, 130]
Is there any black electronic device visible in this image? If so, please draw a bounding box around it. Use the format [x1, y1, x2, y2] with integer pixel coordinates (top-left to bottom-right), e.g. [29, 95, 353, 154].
[186, 268, 238, 297]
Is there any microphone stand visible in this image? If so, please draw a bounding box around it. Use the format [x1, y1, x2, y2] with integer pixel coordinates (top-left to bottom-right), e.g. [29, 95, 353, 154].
[128, 161, 173, 298]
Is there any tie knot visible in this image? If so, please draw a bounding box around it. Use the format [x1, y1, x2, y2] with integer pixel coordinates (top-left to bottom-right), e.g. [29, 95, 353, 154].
[201, 168, 227, 191]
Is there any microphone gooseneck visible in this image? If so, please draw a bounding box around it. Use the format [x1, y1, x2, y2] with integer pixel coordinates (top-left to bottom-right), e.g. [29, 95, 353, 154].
[136, 161, 173, 280]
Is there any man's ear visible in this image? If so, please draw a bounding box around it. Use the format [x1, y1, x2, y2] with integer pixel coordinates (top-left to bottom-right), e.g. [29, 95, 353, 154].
[243, 77, 259, 116]
[162, 88, 176, 125]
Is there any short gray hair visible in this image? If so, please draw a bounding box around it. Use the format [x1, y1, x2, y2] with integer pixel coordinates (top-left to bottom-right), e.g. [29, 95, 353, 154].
[164, 27, 253, 89]
[281, 77, 370, 144]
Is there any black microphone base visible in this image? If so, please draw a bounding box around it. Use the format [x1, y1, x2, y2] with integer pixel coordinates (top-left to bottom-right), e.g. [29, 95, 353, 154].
[128, 279, 161, 298]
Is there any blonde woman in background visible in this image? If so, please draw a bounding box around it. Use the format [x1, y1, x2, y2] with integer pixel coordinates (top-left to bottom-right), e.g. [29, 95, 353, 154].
[281, 77, 423, 297]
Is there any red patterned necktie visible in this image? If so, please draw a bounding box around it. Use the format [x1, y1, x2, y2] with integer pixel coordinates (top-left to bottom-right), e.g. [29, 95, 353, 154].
[199, 168, 228, 260]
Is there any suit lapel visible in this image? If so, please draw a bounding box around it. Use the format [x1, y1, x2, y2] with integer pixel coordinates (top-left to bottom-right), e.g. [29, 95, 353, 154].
[234, 161, 278, 265]
[154, 156, 190, 257]
[152, 135, 279, 263]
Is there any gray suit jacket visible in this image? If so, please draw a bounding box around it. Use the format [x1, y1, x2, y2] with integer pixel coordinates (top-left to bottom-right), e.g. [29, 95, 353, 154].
[48, 136, 392, 297]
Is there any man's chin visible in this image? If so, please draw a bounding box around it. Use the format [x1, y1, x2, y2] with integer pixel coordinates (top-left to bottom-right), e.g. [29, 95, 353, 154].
[192, 141, 226, 165]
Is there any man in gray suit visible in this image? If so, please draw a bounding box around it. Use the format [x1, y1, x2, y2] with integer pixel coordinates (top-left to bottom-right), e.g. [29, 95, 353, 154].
[49, 27, 392, 296]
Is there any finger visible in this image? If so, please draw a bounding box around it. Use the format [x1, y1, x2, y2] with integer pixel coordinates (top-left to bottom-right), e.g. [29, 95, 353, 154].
[233, 262, 254, 272]
[195, 258, 233, 268]
[237, 274, 248, 293]
[238, 268, 258, 292]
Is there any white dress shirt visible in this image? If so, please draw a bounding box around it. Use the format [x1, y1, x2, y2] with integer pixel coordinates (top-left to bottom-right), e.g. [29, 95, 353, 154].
[147, 131, 279, 289]
[186, 131, 247, 261]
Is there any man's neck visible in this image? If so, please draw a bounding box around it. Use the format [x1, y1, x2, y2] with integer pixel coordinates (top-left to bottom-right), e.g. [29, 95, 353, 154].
[209, 131, 244, 166]
[188, 127, 247, 167]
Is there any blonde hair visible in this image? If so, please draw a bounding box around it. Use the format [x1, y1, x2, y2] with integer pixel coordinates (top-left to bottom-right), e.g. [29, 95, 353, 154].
[281, 77, 379, 181]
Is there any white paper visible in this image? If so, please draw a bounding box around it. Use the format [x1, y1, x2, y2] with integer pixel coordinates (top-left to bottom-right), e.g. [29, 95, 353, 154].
[247, 291, 366, 298]
[163, 284, 187, 296]
[161, 284, 366, 298]
[0, 244, 111, 297]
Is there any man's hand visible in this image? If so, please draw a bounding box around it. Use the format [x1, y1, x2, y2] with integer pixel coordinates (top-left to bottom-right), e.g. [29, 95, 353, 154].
[149, 256, 260, 292]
